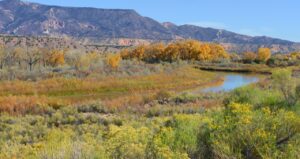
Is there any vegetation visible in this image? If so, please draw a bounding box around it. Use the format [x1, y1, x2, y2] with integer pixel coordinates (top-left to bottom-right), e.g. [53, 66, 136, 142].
[0, 40, 299, 158]
[257, 47, 271, 62]
[121, 40, 229, 63]
[0, 73, 299, 158]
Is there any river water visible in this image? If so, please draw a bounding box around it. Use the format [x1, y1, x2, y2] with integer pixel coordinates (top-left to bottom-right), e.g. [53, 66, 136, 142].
[201, 73, 264, 93]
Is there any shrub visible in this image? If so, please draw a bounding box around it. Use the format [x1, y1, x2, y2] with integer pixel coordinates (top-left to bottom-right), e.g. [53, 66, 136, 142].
[272, 69, 298, 106]
[104, 125, 150, 159]
[155, 90, 173, 102]
[173, 93, 199, 104]
[224, 86, 282, 109]
[196, 103, 300, 159]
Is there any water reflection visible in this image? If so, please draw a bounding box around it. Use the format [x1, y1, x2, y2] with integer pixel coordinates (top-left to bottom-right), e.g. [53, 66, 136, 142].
[202, 73, 261, 92]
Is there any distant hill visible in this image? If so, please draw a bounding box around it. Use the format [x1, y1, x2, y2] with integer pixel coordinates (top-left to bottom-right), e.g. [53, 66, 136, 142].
[0, 0, 300, 53]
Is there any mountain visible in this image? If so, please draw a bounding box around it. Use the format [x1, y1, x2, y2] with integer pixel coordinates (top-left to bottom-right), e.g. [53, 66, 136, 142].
[0, 0, 174, 39]
[0, 0, 299, 53]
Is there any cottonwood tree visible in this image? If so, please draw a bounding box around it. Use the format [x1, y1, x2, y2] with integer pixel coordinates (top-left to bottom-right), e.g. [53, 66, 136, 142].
[229, 53, 241, 62]
[48, 50, 65, 67]
[24, 47, 41, 71]
[39, 48, 52, 67]
[177, 40, 202, 60]
[11, 47, 25, 68]
[107, 54, 121, 69]
[144, 43, 165, 63]
[209, 43, 229, 61]
[257, 48, 271, 62]
[76, 55, 91, 70]
[86, 51, 101, 64]
[131, 45, 145, 60]
[164, 43, 180, 62]
[64, 49, 83, 68]
[243, 52, 257, 63]
[197, 43, 211, 61]
[120, 40, 229, 62]
[0, 45, 16, 69]
[0, 45, 5, 69]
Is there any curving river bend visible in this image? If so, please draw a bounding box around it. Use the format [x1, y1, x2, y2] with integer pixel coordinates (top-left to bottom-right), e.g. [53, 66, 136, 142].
[200, 72, 265, 93]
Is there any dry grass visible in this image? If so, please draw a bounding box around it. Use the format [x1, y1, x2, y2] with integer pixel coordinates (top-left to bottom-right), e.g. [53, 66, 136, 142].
[0, 95, 69, 115]
[0, 66, 221, 114]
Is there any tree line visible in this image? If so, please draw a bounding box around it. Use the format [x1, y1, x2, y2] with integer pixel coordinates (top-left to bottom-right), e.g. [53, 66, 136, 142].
[0, 45, 122, 71]
[120, 40, 229, 62]
[0, 46, 66, 71]
[1, 40, 299, 72]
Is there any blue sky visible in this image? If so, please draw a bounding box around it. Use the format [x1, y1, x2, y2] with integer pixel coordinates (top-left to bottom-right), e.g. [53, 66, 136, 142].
[28, 0, 300, 42]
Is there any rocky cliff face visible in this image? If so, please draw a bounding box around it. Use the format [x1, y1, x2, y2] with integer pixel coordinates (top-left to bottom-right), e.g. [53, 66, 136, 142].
[0, 0, 299, 53]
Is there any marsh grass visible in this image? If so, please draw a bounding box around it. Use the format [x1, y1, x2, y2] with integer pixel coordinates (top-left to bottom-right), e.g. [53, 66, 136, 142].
[0, 66, 222, 114]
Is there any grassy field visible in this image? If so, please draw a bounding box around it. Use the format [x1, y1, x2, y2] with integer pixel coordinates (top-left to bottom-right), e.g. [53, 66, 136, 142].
[0, 65, 224, 115]
[0, 75, 299, 159]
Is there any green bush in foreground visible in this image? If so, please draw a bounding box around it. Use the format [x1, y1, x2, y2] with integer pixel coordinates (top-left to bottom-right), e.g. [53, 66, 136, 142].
[197, 103, 300, 159]
[0, 101, 299, 159]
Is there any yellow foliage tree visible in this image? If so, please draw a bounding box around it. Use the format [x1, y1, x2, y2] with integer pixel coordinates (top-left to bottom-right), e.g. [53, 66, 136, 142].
[257, 48, 271, 62]
[178, 40, 202, 60]
[131, 45, 145, 60]
[197, 43, 211, 61]
[144, 43, 165, 62]
[209, 43, 229, 60]
[121, 40, 229, 62]
[48, 50, 65, 67]
[164, 43, 180, 62]
[107, 54, 122, 69]
[120, 49, 130, 59]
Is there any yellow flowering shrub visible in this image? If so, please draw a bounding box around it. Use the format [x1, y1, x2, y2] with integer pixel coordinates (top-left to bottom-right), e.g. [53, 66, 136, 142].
[197, 102, 300, 159]
[104, 125, 151, 159]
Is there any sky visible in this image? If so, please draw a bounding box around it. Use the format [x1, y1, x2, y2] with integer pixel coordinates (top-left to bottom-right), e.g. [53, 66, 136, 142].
[28, 0, 300, 42]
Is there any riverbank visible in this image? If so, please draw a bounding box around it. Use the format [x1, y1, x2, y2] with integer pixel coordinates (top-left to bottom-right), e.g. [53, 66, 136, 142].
[196, 63, 300, 74]
[0, 65, 224, 115]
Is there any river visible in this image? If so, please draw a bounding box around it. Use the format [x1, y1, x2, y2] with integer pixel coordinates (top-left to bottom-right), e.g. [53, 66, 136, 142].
[200, 72, 264, 93]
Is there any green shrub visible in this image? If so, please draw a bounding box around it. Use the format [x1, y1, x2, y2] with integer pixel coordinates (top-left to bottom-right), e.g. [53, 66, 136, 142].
[173, 93, 199, 104]
[155, 90, 173, 102]
[225, 86, 282, 109]
[196, 103, 300, 159]
[272, 69, 298, 106]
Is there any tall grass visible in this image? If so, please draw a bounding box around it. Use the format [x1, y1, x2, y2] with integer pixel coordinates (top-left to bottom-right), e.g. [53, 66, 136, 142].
[0, 66, 222, 114]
